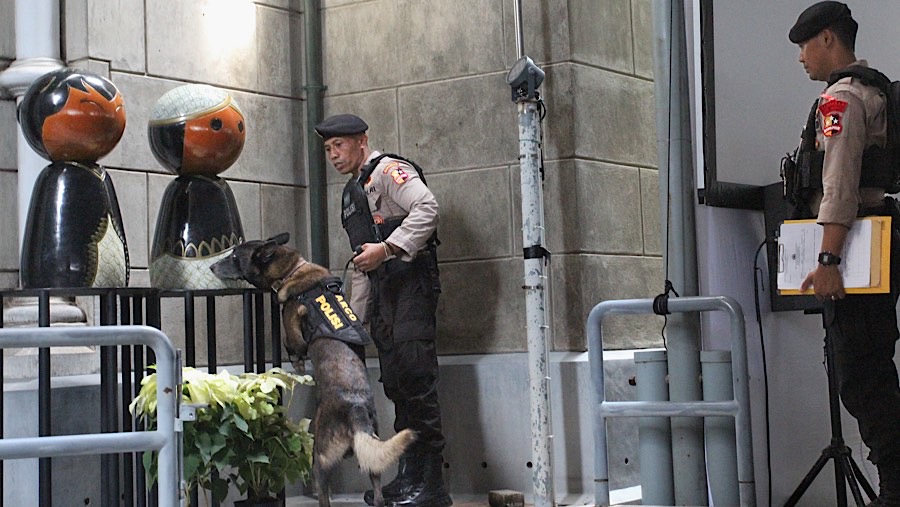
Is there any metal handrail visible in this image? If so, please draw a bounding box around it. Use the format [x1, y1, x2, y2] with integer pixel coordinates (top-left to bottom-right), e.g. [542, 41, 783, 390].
[0, 325, 179, 507]
[586, 295, 755, 507]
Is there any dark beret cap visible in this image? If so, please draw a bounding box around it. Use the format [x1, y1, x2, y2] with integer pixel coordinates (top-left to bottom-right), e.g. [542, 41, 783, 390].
[314, 114, 368, 140]
[789, 1, 854, 43]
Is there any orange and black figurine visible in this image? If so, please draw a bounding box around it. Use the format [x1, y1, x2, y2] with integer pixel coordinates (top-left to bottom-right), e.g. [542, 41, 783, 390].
[18, 68, 129, 288]
[148, 83, 248, 289]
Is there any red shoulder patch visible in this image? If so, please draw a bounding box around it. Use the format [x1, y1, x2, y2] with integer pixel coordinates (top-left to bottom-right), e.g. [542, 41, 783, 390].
[819, 94, 848, 137]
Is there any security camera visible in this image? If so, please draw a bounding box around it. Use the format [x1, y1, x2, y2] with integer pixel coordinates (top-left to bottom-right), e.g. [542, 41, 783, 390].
[507, 56, 544, 102]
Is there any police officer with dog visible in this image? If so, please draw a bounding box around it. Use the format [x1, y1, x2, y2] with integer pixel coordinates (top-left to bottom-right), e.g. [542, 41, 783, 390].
[315, 114, 451, 507]
[785, 2, 900, 505]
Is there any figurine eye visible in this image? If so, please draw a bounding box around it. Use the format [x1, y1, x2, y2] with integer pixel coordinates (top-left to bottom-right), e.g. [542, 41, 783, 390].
[210, 118, 223, 131]
[238, 121, 244, 133]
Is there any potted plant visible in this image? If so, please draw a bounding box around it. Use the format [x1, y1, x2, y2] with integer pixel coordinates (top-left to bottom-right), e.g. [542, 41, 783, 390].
[130, 366, 315, 506]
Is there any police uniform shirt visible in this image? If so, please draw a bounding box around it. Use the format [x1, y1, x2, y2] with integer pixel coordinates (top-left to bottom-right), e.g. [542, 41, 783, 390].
[814, 60, 888, 227]
[349, 150, 440, 320]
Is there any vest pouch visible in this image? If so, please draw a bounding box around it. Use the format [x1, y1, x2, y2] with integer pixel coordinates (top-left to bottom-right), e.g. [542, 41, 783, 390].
[341, 177, 379, 251]
[860, 145, 897, 191]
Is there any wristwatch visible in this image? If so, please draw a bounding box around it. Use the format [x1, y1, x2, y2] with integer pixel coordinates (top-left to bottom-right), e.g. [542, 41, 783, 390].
[818, 251, 842, 266]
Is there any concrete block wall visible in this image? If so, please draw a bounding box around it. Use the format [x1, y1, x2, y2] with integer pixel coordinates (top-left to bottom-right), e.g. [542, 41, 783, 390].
[320, 0, 664, 353]
[0, 0, 16, 290]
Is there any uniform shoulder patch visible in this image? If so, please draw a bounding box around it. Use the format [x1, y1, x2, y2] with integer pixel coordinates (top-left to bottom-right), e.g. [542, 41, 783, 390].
[819, 93, 848, 137]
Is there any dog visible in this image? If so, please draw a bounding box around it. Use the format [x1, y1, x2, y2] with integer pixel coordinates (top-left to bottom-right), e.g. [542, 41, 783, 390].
[210, 233, 415, 507]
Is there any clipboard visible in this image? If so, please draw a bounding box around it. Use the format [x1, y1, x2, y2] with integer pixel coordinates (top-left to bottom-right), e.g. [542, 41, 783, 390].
[777, 216, 892, 295]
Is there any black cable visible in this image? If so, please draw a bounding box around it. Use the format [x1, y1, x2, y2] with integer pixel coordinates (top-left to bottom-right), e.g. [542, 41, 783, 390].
[752, 239, 773, 507]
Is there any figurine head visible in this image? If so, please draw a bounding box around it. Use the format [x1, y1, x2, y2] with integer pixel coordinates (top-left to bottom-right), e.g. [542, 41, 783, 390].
[148, 84, 246, 176]
[18, 69, 126, 163]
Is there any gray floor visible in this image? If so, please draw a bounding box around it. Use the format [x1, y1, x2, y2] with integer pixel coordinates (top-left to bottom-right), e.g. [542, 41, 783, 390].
[285, 492, 607, 506]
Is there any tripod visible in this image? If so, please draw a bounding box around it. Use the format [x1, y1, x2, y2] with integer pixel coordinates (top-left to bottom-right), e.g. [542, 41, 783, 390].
[784, 302, 877, 507]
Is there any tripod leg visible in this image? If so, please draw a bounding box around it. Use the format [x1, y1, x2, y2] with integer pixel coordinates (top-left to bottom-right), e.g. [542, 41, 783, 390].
[848, 455, 877, 501]
[840, 455, 866, 506]
[836, 456, 849, 507]
[785, 450, 833, 507]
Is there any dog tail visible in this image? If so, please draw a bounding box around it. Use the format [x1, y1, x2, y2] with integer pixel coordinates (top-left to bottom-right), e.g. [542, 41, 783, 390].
[353, 429, 416, 475]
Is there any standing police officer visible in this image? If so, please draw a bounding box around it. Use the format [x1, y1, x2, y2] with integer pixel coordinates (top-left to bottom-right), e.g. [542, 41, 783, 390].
[315, 114, 451, 507]
[788, 3, 900, 505]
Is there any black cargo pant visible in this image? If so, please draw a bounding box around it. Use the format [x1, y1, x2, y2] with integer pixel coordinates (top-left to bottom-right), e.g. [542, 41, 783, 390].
[828, 198, 900, 465]
[368, 256, 445, 455]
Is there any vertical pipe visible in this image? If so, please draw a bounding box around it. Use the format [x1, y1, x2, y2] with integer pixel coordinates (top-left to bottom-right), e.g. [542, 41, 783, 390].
[512, 0, 525, 60]
[271, 293, 282, 367]
[0, 0, 64, 255]
[650, 0, 706, 503]
[119, 296, 135, 506]
[38, 291, 50, 506]
[701, 350, 739, 506]
[100, 292, 120, 507]
[518, 98, 554, 507]
[243, 292, 254, 372]
[635, 350, 674, 505]
[304, 0, 328, 265]
[206, 296, 217, 371]
[255, 293, 266, 372]
[183, 292, 195, 366]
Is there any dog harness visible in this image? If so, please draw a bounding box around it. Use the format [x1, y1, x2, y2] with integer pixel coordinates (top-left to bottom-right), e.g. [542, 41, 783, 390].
[295, 277, 371, 347]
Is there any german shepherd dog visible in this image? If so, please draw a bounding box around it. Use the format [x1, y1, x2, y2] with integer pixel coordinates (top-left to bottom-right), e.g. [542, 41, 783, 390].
[209, 233, 415, 507]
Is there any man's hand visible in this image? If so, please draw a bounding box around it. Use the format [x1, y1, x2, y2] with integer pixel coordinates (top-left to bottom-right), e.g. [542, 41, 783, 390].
[800, 264, 845, 301]
[352, 242, 391, 272]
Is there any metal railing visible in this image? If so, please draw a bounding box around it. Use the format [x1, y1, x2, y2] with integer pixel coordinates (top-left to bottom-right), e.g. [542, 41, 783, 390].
[0, 287, 282, 506]
[0, 325, 179, 507]
[586, 295, 756, 507]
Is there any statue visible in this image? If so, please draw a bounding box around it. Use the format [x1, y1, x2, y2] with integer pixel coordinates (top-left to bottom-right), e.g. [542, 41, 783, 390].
[18, 69, 129, 288]
[148, 84, 248, 289]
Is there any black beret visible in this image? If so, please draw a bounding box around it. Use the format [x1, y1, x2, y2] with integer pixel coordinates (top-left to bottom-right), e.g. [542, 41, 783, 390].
[789, 1, 854, 44]
[314, 114, 368, 140]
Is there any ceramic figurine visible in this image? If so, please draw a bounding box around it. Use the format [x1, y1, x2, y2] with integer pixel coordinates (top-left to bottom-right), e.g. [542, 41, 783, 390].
[18, 69, 129, 288]
[148, 83, 248, 289]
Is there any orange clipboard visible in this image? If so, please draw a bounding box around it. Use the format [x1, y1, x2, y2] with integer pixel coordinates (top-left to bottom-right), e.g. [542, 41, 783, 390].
[777, 216, 891, 295]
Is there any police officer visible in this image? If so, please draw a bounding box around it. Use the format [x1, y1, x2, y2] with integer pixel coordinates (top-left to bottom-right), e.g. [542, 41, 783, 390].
[315, 114, 451, 507]
[789, 3, 900, 505]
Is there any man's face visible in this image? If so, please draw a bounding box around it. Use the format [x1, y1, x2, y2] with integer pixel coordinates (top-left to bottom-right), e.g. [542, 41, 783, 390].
[798, 31, 829, 81]
[323, 134, 367, 176]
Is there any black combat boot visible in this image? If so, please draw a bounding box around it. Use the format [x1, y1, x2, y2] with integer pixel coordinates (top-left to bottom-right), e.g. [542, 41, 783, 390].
[386, 453, 452, 507]
[869, 462, 900, 507]
[364, 456, 411, 506]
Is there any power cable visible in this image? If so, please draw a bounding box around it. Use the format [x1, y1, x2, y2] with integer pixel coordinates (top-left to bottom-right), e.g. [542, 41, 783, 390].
[753, 239, 774, 507]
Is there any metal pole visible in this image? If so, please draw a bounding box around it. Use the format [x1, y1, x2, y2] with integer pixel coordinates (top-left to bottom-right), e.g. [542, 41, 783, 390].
[650, 0, 706, 503]
[702, 350, 739, 506]
[635, 350, 674, 505]
[305, 0, 328, 265]
[518, 97, 554, 507]
[513, 0, 525, 60]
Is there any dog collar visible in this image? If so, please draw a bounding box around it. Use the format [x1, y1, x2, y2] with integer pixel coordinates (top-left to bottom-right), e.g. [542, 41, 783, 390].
[271, 259, 309, 293]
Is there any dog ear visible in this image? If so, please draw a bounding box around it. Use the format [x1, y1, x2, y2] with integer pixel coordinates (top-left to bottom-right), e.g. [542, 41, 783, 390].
[254, 242, 279, 265]
[266, 233, 290, 245]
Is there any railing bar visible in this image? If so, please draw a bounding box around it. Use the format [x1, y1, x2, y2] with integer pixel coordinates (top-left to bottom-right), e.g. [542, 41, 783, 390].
[38, 290, 51, 507]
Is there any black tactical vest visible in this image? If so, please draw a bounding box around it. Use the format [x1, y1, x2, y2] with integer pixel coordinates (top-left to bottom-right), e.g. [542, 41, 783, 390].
[341, 154, 414, 252]
[295, 277, 371, 347]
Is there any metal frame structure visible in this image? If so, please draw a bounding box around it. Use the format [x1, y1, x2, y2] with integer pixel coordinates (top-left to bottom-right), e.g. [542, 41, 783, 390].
[586, 295, 755, 507]
[0, 325, 180, 507]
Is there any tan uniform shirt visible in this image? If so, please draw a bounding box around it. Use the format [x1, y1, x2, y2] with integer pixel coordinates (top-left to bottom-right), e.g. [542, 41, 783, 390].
[349, 150, 439, 320]
[813, 60, 888, 227]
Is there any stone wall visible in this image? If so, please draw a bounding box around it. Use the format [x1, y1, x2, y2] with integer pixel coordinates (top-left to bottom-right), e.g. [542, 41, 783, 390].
[320, 0, 664, 353]
[0, 0, 664, 357]
[0, 0, 17, 290]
